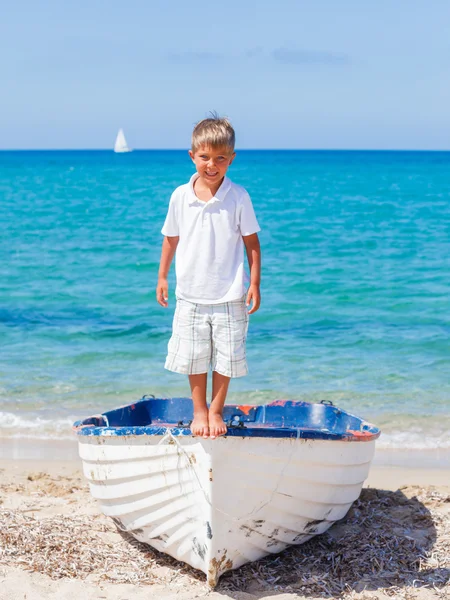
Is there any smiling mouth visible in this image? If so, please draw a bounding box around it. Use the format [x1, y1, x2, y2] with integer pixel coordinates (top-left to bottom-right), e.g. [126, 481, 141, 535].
[206, 171, 219, 177]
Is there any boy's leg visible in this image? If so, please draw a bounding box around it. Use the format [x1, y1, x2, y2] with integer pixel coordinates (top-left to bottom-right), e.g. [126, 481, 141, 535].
[189, 373, 209, 438]
[209, 371, 230, 439]
[165, 298, 212, 438]
[209, 296, 248, 439]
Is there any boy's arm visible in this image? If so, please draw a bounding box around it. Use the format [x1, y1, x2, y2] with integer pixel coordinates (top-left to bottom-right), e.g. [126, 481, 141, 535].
[156, 236, 179, 307]
[243, 233, 261, 314]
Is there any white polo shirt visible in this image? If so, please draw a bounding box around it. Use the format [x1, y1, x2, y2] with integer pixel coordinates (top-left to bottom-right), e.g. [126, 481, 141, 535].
[161, 173, 260, 304]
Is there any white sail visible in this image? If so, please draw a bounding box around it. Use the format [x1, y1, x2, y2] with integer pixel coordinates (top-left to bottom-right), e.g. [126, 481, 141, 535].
[114, 128, 131, 153]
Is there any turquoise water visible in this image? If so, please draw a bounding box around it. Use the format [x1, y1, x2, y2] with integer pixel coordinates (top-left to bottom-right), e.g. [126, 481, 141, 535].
[1, 150, 449, 448]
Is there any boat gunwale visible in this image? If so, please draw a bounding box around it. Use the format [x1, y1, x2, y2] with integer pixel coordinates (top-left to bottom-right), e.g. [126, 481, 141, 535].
[73, 398, 380, 442]
[74, 424, 379, 441]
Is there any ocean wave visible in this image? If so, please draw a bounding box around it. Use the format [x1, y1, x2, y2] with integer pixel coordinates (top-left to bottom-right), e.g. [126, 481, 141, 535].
[0, 411, 76, 440]
[377, 430, 450, 450]
[1, 410, 449, 449]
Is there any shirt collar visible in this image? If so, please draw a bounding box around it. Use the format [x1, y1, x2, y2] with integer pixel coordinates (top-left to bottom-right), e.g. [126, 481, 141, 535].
[188, 173, 231, 205]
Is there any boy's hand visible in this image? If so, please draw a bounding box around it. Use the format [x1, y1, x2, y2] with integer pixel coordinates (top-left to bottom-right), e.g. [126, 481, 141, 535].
[246, 284, 261, 314]
[156, 278, 169, 307]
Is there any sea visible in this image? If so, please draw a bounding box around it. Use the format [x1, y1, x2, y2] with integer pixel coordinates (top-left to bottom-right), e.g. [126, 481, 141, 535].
[1, 150, 449, 453]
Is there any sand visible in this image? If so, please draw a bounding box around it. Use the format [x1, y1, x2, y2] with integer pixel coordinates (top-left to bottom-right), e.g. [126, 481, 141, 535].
[0, 452, 449, 600]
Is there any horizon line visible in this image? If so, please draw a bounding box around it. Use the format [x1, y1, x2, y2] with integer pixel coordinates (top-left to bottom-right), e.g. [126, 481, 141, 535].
[1, 148, 450, 152]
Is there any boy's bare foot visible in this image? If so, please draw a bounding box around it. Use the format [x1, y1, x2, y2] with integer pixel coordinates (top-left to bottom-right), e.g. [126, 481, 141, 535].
[191, 412, 209, 438]
[209, 412, 227, 439]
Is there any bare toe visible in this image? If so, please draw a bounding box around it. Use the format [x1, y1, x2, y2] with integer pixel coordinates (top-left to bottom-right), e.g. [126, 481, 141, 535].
[209, 413, 227, 439]
[191, 414, 209, 438]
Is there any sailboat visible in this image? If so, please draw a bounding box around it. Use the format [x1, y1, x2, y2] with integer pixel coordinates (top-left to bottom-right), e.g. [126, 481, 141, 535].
[114, 128, 132, 153]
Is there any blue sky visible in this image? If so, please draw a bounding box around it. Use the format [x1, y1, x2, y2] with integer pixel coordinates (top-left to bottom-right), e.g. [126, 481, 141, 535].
[2, 0, 450, 149]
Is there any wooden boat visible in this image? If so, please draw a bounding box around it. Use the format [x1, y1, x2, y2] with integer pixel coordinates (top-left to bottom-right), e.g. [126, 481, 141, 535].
[73, 397, 380, 587]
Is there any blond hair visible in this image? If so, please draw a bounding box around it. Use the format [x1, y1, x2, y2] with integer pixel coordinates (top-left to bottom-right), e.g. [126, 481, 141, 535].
[191, 113, 235, 153]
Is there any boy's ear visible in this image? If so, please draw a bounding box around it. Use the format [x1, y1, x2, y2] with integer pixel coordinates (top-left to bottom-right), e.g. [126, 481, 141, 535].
[188, 150, 195, 161]
[229, 152, 236, 165]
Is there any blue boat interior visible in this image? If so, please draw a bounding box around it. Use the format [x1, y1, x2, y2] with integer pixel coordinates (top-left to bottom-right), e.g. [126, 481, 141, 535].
[74, 397, 380, 441]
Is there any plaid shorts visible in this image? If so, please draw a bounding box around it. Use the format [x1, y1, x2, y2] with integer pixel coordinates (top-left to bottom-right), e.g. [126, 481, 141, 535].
[165, 296, 249, 378]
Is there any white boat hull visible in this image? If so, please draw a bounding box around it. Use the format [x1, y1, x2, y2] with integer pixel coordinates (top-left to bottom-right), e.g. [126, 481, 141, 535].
[78, 432, 376, 586]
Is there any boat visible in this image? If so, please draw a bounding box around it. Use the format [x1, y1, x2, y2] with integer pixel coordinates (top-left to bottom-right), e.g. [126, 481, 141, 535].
[73, 397, 380, 587]
[114, 128, 132, 153]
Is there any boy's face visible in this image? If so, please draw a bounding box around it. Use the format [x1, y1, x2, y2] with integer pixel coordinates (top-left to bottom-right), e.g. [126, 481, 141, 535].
[189, 145, 235, 187]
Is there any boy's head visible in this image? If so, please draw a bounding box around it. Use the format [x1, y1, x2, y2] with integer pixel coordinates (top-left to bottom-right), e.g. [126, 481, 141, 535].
[189, 114, 236, 186]
[191, 114, 235, 154]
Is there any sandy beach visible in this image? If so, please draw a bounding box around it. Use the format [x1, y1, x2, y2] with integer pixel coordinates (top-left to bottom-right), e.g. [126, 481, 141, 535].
[0, 442, 449, 600]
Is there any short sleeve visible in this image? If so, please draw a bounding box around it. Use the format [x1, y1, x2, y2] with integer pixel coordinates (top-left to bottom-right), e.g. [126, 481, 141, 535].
[161, 193, 179, 237]
[239, 192, 261, 236]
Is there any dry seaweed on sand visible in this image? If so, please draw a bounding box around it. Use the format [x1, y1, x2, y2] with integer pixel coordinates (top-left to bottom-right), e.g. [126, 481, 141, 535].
[219, 486, 450, 597]
[0, 485, 449, 598]
[0, 511, 158, 584]
[0, 506, 205, 589]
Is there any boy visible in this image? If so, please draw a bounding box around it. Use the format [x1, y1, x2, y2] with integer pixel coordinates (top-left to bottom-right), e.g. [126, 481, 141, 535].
[157, 115, 261, 439]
